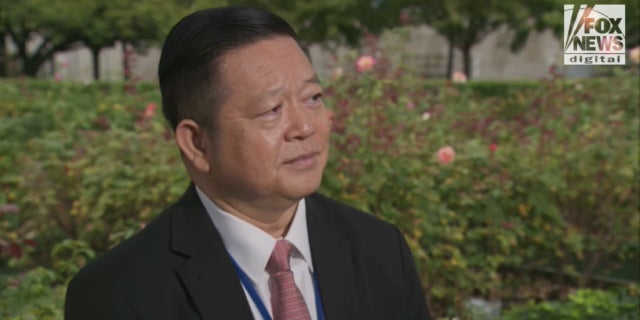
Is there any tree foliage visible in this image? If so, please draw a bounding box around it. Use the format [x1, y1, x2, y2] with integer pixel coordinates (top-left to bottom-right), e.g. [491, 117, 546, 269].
[0, 0, 221, 78]
[542, 0, 639, 48]
[400, 0, 558, 79]
[0, 0, 80, 76]
[2, 0, 637, 79]
[396, 0, 638, 79]
[229, 0, 403, 46]
[64, 0, 185, 80]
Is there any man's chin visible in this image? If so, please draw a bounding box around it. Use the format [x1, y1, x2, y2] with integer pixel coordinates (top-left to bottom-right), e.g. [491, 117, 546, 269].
[282, 179, 322, 200]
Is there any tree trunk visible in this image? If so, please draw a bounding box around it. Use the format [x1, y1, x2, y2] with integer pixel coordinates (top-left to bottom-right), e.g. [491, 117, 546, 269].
[446, 39, 454, 79]
[50, 57, 55, 77]
[122, 42, 130, 81]
[0, 32, 7, 77]
[462, 45, 472, 79]
[16, 38, 53, 77]
[23, 55, 48, 77]
[90, 46, 101, 80]
[7, 27, 75, 77]
[17, 35, 46, 77]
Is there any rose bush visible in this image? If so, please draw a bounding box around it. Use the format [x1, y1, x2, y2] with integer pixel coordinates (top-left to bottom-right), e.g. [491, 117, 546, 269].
[0, 64, 637, 318]
[320, 63, 638, 316]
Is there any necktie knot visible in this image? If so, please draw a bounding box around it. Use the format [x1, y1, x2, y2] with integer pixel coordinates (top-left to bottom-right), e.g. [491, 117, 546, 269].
[267, 239, 294, 275]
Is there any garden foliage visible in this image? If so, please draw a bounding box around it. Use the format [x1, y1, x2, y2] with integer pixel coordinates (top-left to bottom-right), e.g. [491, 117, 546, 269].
[320, 67, 638, 316]
[503, 288, 639, 320]
[0, 67, 638, 318]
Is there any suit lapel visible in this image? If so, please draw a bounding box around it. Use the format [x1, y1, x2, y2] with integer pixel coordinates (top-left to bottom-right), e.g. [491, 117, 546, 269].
[168, 186, 360, 319]
[170, 184, 254, 320]
[306, 194, 360, 320]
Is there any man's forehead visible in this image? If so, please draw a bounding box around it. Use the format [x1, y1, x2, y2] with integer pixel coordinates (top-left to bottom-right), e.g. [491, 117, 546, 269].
[217, 37, 317, 90]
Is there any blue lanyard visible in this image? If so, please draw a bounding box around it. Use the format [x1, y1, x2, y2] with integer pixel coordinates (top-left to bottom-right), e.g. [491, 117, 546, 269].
[229, 255, 325, 320]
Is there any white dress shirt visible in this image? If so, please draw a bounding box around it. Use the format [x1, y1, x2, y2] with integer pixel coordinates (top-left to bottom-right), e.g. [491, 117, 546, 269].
[196, 187, 318, 320]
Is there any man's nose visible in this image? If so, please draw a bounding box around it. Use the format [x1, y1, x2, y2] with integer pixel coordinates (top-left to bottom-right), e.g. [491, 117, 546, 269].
[284, 103, 315, 141]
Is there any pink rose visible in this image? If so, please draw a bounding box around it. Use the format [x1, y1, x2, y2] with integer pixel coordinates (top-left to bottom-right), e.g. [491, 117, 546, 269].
[0, 204, 19, 215]
[451, 71, 467, 83]
[144, 102, 157, 118]
[355, 55, 376, 73]
[489, 143, 498, 152]
[406, 101, 415, 110]
[436, 146, 455, 165]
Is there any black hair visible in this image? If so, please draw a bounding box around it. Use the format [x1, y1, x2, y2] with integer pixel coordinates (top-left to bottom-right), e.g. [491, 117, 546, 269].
[158, 6, 309, 131]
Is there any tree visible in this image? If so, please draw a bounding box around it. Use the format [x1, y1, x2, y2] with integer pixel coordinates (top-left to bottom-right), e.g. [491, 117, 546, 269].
[404, 0, 639, 79]
[0, 0, 80, 76]
[230, 0, 403, 46]
[52, 0, 213, 80]
[103, 0, 206, 80]
[77, 0, 227, 80]
[401, 0, 557, 79]
[228, 1, 562, 79]
[538, 0, 639, 50]
[0, 31, 7, 76]
[61, 1, 116, 80]
[0, 0, 220, 79]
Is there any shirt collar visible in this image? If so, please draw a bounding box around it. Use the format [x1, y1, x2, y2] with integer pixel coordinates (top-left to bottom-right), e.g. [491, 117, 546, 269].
[285, 197, 313, 270]
[195, 186, 314, 279]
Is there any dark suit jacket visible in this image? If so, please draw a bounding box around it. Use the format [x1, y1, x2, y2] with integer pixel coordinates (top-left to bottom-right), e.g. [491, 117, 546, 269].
[65, 184, 430, 319]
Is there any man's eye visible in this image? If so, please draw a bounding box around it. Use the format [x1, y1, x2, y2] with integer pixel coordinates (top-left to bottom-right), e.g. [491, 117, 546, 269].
[264, 105, 281, 116]
[308, 93, 323, 103]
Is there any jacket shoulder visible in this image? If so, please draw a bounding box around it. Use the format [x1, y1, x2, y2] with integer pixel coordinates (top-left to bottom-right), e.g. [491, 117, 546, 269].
[70, 207, 174, 284]
[306, 193, 402, 244]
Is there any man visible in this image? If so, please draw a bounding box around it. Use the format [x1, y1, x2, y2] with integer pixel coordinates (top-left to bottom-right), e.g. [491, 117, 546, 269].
[65, 6, 430, 320]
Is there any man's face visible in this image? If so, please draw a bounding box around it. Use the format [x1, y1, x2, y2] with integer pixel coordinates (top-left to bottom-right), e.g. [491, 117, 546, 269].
[202, 36, 330, 206]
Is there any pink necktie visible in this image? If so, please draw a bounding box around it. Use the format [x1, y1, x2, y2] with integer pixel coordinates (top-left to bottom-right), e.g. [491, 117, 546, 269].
[266, 240, 312, 320]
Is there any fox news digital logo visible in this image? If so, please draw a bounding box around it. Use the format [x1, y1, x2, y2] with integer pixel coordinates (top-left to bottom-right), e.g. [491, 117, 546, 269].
[564, 4, 625, 65]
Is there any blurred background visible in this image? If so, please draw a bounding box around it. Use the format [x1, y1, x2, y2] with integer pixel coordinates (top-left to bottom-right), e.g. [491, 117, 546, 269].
[1, 0, 638, 81]
[0, 0, 638, 319]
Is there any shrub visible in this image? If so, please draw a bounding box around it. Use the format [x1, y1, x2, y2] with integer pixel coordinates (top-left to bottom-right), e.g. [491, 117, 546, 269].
[503, 288, 640, 320]
[0, 80, 187, 268]
[319, 66, 638, 316]
[0, 267, 65, 320]
[0, 68, 637, 318]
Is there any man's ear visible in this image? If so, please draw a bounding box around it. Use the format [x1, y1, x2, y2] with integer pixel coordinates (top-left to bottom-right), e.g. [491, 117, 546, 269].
[175, 119, 211, 173]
